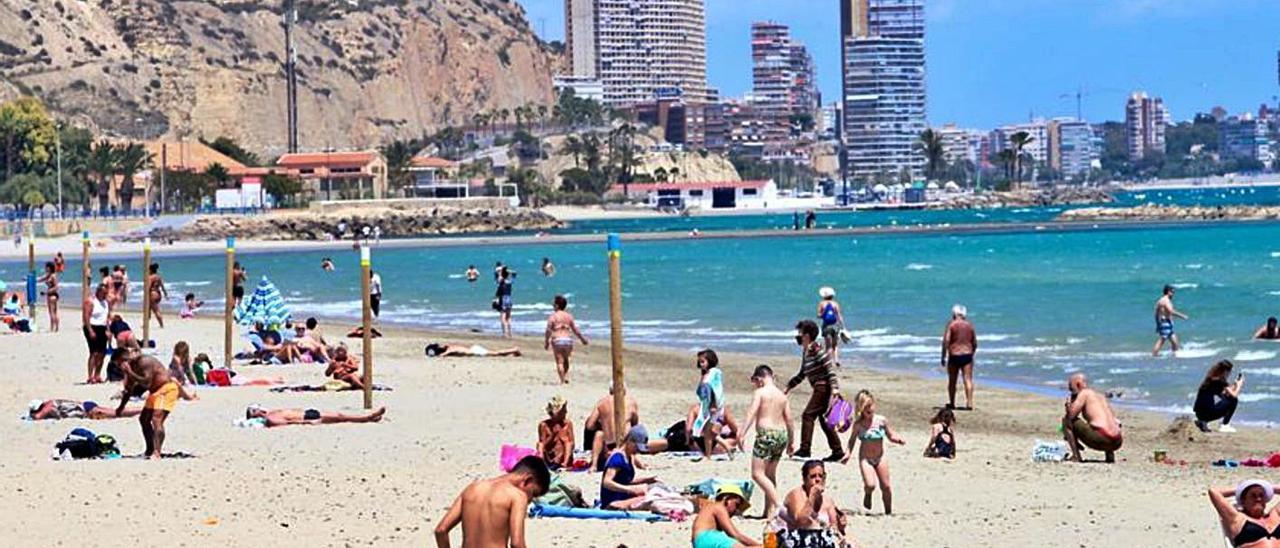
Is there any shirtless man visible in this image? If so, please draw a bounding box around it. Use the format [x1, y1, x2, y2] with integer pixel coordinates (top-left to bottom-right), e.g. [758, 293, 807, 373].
[740, 365, 795, 519]
[433, 455, 551, 548]
[326, 346, 363, 390]
[1062, 373, 1123, 463]
[116, 343, 197, 459]
[941, 304, 978, 410]
[245, 404, 385, 427]
[1153, 284, 1189, 357]
[584, 384, 640, 472]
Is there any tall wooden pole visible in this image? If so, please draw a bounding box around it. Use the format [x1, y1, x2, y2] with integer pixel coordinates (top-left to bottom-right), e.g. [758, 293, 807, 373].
[360, 245, 373, 409]
[607, 233, 626, 445]
[80, 231, 90, 301]
[26, 228, 35, 318]
[141, 237, 152, 348]
[224, 237, 235, 369]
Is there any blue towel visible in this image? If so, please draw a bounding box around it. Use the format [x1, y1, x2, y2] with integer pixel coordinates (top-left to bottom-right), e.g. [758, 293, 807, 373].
[528, 504, 666, 522]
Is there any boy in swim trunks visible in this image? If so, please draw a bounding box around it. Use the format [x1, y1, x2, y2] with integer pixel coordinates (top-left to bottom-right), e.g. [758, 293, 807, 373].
[690, 484, 760, 548]
[116, 343, 197, 459]
[740, 365, 795, 520]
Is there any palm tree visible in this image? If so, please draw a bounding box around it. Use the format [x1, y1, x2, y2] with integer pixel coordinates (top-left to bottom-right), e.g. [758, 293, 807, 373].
[608, 124, 639, 195]
[917, 129, 946, 181]
[669, 166, 681, 182]
[994, 149, 1015, 183]
[1008, 131, 1034, 188]
[116, 142, 154, 215]
[497, 108, 511, 132]
[86, 140, 119, 214]
[653, 167, 668, 182]
[559, 135, 584, 167]
[471, 112, 487, 137]
[381, 139, 416, 196]
[536, 104, 548, 130]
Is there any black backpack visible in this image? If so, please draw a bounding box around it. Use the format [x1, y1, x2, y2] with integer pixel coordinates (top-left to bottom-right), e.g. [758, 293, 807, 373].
[55, 428, 101, 459]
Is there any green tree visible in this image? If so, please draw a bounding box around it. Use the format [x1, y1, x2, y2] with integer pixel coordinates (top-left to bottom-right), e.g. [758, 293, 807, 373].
[205, 163, 231, 188]
[0, 97, 57, 180]
[116, 142, 154, 215]
[263, 172, 303, 207]
[917, 129, 947, 181]
[201, 136, 261, 166]
[164, 170, 213, 211]
[86, 140, 119, 213]
[1007, 131, 1034, 188]
[380, 139, 416, 196]
[608, 124, 639, 194]
[559, 135, 584, 167]
[652, 167, 668, 182]
[0, 172, 54, 210]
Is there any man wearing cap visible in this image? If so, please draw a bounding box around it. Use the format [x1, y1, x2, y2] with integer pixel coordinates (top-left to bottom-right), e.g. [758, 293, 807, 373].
[691, 483, 760, 548]
[1209, 479, 1280, 547]
[599, 425, 660, 510]
[941, 303, 978, 410]
[1062, 373, 1123, 463]
[536, 396, 575, 470]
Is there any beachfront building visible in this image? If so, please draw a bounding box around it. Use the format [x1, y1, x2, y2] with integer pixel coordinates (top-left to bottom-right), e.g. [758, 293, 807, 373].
[563, 0, 710, 106]
[1125, 91, 1168, 161]
[275, 150, 388, 201]
[406, 156, 464, 198]
[1046, 118, 1101, 179]
[110, 140, 298, 213]
[935, 124, 984, 167]
[990, 120, 1049, 176]
[818, 102, 841, 141]
[840, 0, 927, 183]
[612, 180, 778, 210]
[1218, 114, 1274, 168]
[552, 75, 605, 103]
[751, 21, 819, 151]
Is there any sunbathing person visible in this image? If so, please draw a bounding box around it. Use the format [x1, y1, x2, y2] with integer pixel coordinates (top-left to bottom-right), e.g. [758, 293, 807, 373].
[325, 346, 364, 390]
[28, 398, 142, 420]
[645, 404, 740, 457]
[245, 404, 385, 427]
[1062, 372, 1123, 463]
[433, 455, 551, 548]
[537, 396, 575, 470]
[424, 342, 522, 358]
[691, 484, 760, 548]
[251, 321, 300, 363]
[584, 384, 641, 471]
[291, 324, 331, 362]
[1209, 479, 1280, 548]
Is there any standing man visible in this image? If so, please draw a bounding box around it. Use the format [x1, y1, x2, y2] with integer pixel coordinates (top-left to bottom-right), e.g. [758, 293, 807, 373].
[82, 284, 111, 384]
[116, 342, 196, 459]
[495, 266, 514, 338]
[1062, 373, 1123, 463]
[232, 262, 247, 307]
[941, 304, 978, 410]
[433, 455, 551, 548]
[785, 319, 843, 462]
[740, 365, 795, 520]
[1153, 284, 1189, 356]
[369, 269, 383, 319]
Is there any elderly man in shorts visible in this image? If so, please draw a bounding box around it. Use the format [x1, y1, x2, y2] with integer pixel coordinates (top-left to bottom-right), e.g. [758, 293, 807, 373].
[116, 343, 196, 459]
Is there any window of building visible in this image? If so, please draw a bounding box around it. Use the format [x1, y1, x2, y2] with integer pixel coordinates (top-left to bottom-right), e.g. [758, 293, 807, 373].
[688, 189, 703, 197]
[743, 188, 758, 196]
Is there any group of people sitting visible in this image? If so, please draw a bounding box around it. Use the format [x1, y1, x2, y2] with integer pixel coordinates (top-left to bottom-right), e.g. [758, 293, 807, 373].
[246, 318, 333, 365]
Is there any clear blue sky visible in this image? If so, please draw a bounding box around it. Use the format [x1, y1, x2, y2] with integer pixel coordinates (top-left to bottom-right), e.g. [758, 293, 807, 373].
[516, 0, 1280, 128]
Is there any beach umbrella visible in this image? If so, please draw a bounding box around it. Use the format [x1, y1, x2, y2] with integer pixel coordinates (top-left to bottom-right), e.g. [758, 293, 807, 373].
[235, 276, 291, 329]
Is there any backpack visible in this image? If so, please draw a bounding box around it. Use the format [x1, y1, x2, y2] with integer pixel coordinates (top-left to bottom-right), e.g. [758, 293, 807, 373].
[55, 427, 101, 459]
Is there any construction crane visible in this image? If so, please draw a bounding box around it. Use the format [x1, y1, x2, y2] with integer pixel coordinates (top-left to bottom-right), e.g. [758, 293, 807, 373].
[1058, 86, 1123, 121]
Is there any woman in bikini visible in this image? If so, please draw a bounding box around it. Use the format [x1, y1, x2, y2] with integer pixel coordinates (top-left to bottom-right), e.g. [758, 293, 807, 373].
[840, 390, 905, 515]
[37, 261, 60, 332]
[543, 295, 588, 384]
[1210, 480, 1280, 548]
[923, 408, 956, 460]
[148, 263, 168, 328]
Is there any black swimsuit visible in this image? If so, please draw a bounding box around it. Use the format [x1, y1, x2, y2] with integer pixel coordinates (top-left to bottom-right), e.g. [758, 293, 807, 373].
[1234, 520, 1280, 546]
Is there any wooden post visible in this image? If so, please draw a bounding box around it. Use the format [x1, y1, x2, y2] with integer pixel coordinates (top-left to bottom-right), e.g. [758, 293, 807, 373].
[141, 237, 152, 348]
[360, 244, 373, 409]
[607, 233, 626, 445]
[224, 237, 235, 369]
[26, 228, 35, 318]
[80, 231, 90, 301]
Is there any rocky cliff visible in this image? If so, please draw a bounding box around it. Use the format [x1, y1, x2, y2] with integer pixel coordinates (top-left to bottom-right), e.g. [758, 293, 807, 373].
[930, 187, 1115, 209]
[1058, 204, 1280, 222]
[0, 0, 560, 157]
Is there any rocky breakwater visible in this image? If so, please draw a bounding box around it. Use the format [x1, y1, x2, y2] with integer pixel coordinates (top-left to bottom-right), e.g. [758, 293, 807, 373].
[1058, 204, 1280, 222]
[932, 187, 1115, 209]
[130, 206, 562, 242]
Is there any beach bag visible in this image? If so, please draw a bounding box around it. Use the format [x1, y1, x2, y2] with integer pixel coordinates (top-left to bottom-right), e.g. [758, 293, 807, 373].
[55, 428, 101, 459]
[499, 444, 538, 472]
[95, 434, 120, 457]
[206, 368, 233, 387]
[825, 394, 853, 433]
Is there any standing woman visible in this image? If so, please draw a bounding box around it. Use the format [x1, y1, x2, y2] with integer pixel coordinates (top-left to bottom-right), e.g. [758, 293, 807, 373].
[1194, 359, 1243, 433]
[37, 261, 60, 332]
[495, 266, 515, 338]
[148, 263, 168, 328]
[544, 295, 588, 384]
[816, 287, 846, 366]
[82, 284, 111, 384]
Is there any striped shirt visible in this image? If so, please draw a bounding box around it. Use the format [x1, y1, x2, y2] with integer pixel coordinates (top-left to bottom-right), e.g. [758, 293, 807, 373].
[788, 343, 838, 391]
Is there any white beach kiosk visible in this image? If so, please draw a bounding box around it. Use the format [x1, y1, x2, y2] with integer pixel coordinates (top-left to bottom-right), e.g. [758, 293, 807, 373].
[613, 180, 778, 210]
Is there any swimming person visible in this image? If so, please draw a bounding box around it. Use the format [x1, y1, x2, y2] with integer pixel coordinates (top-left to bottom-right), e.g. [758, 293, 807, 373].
[1194, 359, 1243, 433]
[941, 304, 978, 410]
[780, 460, 847, 548]
[599, 425, 660, 510]
[544, 295, 589, 384]
[692, 349, 726, 459]
[321, 257, 335, 272]
[1253, 317, 1280, 340]
[37, 261, 60, 332]
[245, 404, 386, 427]
[147, 262, 167, 328]
[465, 265, 479, 282]
[536, 396, 575, 470]
[433, 455, 550, 548]
[82, 284, 111, 384]
[841, 390, 906, 515]
[816, 287, 846, 366]
[541, 257, 556, 277]
[369, 269, 382, 318]
[1152, 284, 1189, 357]
[495, 266, 514, 338]
[1062, 373, 1123, 463]
[740, 365, 795, 519]
[785, 320, 843, 461]
[116, 342, 197, 459]
[690, 484, 760, 548]
[923, 408, 957, 460]
[1208, 480, 1280, 548]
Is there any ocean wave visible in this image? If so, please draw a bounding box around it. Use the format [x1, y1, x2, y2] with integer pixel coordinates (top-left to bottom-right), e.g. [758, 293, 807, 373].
[1271, 252, 1280, 258]
[1170, 283, 1198, 289]
[1174, 348, 1219, 359]
[905, 263, 933, 271]
[1239, 393, 1280, 403]
[1182, 264, 1203, 270]
[855, 334, 934, 348]
[982, 345, 1065, 355]
[1234, 350, 1279, 362]
[172, 280, 213, 287]
[1108, 368, 1141, 375]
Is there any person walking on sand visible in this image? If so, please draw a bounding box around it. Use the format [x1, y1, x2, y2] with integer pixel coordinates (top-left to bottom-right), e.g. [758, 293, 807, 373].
[692, 349, 726, 460]
[740, 365, 795, 520]
[544, 295, 588, 384]
[691, 484, 760, 548]
[147, 263, 168, 328]
[37, 261, 60, 332]
[433, 455, 551, 548]
[495, 266, 515, 338]
[1194, 359, 1243, 433]
[1062, 373, 1123, 463]
[82, 284, 111, 384]
[816, 287, 847, 367]
[116, 342, 197, 459]
[841, 390, 906, 515]
[1153, 284, 1189, 356]
[785, 320, 844, 462]
[941, 304, 978, 410]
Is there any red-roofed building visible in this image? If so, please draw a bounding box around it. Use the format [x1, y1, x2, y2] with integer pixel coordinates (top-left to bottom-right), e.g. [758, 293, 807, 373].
[611, 180, 777, 210]
[276, 150, 388, 200]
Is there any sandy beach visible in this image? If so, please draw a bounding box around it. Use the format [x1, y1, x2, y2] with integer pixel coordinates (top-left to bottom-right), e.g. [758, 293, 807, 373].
[1, 305, 1276, 548]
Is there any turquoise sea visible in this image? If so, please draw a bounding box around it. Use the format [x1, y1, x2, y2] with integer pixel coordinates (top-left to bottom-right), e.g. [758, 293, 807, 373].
[5, 185, 1280, 422]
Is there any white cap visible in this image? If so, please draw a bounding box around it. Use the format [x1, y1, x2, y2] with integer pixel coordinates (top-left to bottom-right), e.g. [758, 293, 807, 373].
[1237, 479, 1275, 508]
[952, 304, 967, 317]
[818, 286, 835, 299]
[27, 399, 43, 413]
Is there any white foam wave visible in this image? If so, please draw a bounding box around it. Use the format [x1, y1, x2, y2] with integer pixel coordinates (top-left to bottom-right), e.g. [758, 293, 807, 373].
[1170, 283, 1198, 289]
[1271, 252, 1280, 258]
[1174, 348, 1219, 359]
[1268, 291, 1280, 296]
[172, 280, 212, 287]
[1183, 264, 1203, 270]
[905, 263, 933, 271]
[1234, 350, 1279, 362]
[855, 334, 934, 348]
[1107, 368, 1140, 375]
[982, 345, 1065, 355]
[1239, 393, 1280, 403]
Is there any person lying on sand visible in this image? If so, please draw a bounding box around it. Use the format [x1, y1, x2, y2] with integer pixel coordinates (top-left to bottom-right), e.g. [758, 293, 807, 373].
[1062, 373, 1123, 463]
[434, 455, 551, 548]
[325, 346, 364, 390]
[424, 342, 522, 358]
[347, 326, 384, 338]
[245, 404, 385, 427]
[644, 404, 740, 458]
[28, 399, 142, 420]
[584, 383, 641, 472]
[251, 322, 300, 364]
[691, 484, 760, 548]
[1209, 479, 1280, 548]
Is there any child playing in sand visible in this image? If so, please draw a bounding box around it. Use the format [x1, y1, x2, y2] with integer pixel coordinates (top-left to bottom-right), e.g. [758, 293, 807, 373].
[841, 390, 905, 515]
[180, 293, 204, 319]
[168, 341, 196, 385]
[923, 408, 956, 460]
